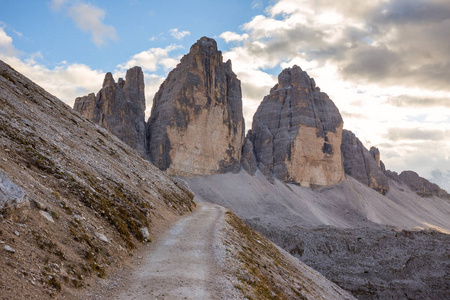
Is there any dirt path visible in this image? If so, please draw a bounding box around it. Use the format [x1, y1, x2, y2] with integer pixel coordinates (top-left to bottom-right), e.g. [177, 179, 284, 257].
[86, 203, 231, 300]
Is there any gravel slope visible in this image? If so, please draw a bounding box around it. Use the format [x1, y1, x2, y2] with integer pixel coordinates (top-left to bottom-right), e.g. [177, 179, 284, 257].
[83, 202, 355, 300]
[185, 171, 450, 299]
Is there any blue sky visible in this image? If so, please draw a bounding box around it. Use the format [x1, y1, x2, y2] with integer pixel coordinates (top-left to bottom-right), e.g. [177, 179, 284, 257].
[1, 0, 450, 189]
[1, 0, 265, 71]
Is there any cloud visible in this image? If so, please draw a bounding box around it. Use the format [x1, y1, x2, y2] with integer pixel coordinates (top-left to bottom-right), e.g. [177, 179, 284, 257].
[0, 26, 105, 107]
[117, 44, 182, 72]
[386, 128, 448, 141]
[66, 2, 118, 46]
[219, 31, 249, 43]
[222, 0, 450, 91]
[169, 28, 190, 40]
[0, 27, 17, 56]
[388, 95, 450, 108]
[0, 26, 180, 121]
[380, 140, 450, 180]
[142, 74, 165, 118]
[1, 55, 105, 107]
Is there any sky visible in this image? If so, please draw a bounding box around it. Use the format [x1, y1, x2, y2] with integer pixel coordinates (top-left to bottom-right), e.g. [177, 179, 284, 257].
[1, 0, 449, 190]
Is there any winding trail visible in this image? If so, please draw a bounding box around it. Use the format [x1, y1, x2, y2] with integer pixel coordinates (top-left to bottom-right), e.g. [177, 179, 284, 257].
[103, 203, 227, 300]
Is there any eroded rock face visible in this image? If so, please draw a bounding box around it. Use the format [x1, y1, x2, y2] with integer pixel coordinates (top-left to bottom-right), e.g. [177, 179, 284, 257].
[251, 66, 344, 187]
[74, 67, 147, 157]
[146, 37, 244, 176]
[341, 130, 389, 195]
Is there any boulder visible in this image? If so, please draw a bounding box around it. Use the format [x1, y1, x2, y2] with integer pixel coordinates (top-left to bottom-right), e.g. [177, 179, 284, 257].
[0, 170, 29, 222]
[146, 37, 245, 176]
[251, 66, 344, 187]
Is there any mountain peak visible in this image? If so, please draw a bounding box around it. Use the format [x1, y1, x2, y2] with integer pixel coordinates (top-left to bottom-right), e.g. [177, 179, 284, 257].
[102, 72, 115, 88]
[251, 66, 344, 186]
[147, 37, 244, 176]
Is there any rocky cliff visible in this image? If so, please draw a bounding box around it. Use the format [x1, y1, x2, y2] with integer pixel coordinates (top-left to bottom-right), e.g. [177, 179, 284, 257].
[74, 67, 147, 157]
[146, 37, 244, 176]
[341, 130, 389, 194]
[251, 66, 345, 187]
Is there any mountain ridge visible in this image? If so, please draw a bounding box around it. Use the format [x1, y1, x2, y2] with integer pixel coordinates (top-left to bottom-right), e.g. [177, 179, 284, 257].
[74, 37, 448, 198]
[0, 58, 358, 299]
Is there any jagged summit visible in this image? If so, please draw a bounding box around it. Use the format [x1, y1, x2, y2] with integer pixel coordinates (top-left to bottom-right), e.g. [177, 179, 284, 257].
[74, 66, 147, 157]
[147, 36, 244, 176]
[249, 65, 345, 186]
[70, 38, 449, 199]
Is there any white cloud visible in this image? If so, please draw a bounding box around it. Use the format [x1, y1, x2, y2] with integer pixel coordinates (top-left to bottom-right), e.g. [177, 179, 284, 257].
[1, 54, 105, 107]
[143, 74, 165, 119]
[0, 27, 104, 107]
[117, 44, 182, 72]
[0, 27, 17, 56]
[219, 31, 249, 43]
[169, 28, 190, 40]
[66, 2, 117, 47]
[0, 26, 183, 122]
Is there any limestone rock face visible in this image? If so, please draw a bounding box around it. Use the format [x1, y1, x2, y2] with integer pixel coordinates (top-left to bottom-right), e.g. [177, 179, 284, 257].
[74, 67, 147, 157]
[341, 130, 389, 194]
[146, 37, 244, 176]
[251, 66, 344, 187]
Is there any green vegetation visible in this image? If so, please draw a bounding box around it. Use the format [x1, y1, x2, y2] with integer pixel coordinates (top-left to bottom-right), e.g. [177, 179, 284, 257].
[226, 211, 307, 300]
[47, 275, 62, 291]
